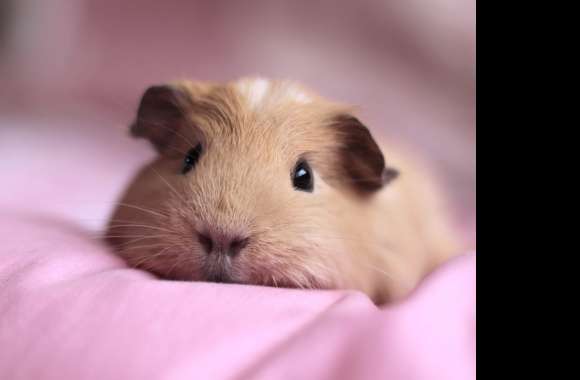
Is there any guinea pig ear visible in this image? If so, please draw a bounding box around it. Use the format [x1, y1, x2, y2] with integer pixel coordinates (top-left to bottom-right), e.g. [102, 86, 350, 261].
[330, 114, 399, 193]
[130, 84, 191, 154]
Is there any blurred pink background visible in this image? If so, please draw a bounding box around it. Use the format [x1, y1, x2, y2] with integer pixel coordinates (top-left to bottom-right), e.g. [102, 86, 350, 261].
[0, 0, 475, 234]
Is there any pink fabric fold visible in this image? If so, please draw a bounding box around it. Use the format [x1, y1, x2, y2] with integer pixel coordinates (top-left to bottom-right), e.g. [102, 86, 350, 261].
[0, 214, 475, 380]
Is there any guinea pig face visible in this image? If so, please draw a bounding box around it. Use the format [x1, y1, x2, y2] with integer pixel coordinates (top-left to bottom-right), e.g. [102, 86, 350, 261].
[113, 78, 398, 291]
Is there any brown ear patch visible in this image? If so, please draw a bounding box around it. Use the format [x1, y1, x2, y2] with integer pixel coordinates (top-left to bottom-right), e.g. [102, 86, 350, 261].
[130, 85, 192, 155]
[329, 114, 399, 194]
[382, 166, 400, 186]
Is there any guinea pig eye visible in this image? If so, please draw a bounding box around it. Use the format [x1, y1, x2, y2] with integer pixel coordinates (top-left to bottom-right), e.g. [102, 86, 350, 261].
[292, 160, 314, 192]
[182, 144, 202, 174]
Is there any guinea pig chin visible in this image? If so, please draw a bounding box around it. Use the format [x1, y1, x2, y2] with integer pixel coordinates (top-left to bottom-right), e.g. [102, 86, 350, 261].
[201, 254, 236, 283]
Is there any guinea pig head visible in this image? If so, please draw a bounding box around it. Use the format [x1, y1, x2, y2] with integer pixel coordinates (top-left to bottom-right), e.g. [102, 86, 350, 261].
[109, 78, 399, 297]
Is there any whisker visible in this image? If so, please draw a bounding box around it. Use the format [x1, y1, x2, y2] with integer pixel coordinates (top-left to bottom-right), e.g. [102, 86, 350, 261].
[107, 224, 174, 233]
[108, 236, 171, 252]
[131, 246, 174, 268]
[95, 234, 169, 239]
[118, 242, 168, 252]
[166, 253, 187, 278]
[150, 168, 189, 205]
[116, 202, 169, 218]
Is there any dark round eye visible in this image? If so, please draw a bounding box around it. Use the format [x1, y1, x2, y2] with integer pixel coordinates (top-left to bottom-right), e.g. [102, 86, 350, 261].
[182, 144, 202, 174]
[292, 160, 314, 192]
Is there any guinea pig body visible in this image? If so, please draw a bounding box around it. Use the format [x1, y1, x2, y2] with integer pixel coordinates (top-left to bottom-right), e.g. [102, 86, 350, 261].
[107, 78, 461, 304]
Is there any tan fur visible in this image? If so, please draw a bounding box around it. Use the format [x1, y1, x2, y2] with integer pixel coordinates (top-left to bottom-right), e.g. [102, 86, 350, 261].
[107, 77, 462, 304]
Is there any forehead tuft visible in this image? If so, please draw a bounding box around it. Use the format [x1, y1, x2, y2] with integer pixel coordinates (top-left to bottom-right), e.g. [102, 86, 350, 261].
[234, 77, 313, 111]
[235, 78, 271, 109]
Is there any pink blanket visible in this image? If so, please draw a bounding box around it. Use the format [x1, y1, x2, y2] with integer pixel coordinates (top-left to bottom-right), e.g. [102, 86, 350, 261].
[0, 120, 475, 379]
[0, 213, 475, 379]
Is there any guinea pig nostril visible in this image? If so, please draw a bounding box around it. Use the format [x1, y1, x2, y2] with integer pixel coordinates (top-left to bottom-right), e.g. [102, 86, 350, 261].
[198, 233, 214, 253]
[228, 237, 249, 257]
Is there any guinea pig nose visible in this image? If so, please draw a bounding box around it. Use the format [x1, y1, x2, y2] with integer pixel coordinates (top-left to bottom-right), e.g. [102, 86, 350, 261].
[228, 236, 250, 257]
[197, 233, 214, 253]
[197, 232, 249, 257]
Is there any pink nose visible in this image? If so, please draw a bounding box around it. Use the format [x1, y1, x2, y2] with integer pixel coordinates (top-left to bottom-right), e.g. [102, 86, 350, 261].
[197, 232, 249, 257]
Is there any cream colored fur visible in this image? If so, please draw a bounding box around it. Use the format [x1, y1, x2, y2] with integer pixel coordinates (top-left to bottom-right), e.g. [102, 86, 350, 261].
[107, 77, 461, 304]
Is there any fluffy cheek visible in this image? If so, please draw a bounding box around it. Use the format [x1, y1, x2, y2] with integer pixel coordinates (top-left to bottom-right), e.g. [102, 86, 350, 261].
[116, 206, 208, 281]
[118, 227, 352, 289]
[233, 239, 344, 289]
[119, 236, 202, 281]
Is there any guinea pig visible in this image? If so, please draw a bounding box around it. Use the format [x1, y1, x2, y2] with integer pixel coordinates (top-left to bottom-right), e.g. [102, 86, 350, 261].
[106, 77, 461, 305]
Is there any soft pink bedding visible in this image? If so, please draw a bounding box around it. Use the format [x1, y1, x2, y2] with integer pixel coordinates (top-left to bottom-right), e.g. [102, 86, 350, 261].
[0, 119, 475, 379]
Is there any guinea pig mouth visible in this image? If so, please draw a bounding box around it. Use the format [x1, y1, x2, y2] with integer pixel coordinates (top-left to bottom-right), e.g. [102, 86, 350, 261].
[204, 270, 235, 284]
[202, 259, 236, 284]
